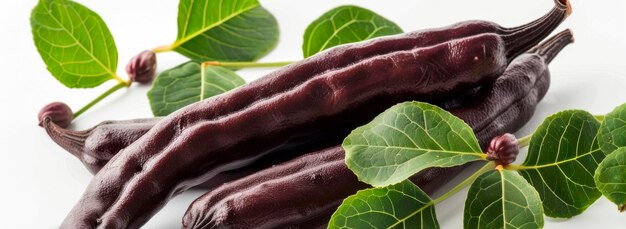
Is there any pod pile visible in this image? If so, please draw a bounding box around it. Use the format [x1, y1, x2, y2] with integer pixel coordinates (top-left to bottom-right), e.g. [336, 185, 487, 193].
[42, 0, 573, 228]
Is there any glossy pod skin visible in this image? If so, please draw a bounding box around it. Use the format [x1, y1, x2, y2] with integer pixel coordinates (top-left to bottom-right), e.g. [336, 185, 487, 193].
[182, 30, 574, 229]
[42, 12, 511, 175]
[42, 89, 504, 190]
[60, 2, 569, 227]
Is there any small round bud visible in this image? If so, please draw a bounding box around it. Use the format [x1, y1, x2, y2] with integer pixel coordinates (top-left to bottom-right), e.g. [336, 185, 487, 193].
[486, 133, 519, 166]
[38, 102, 73, 128]
[126, 50, 157, 84]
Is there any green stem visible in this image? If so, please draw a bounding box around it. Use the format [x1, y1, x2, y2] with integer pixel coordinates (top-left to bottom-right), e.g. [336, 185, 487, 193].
[203, 60, 293, 68]
[517, 134, 533, 148]
[428, 112, 609, 203]
[111, 73, 128, 85]
[152, 45, 173, 53]
[73, 82, 128, 119]
[432, 162, 495, 204]
[595, 115, 606, 122]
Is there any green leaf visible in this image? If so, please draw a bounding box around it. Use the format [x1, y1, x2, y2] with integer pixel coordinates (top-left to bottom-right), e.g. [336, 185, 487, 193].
[344, 101, 485, 187]
[170, 0, 279, 62]
[516, 110, 604, 218]
[598, 103, 626, 154]
[594, 147, 626, 211]
[302, 5, 403, 58]
[328, 180, 439, 229]
[147, 62, 245, 116]
[464, 169, 544, 229]
[31, 0, 120, 88]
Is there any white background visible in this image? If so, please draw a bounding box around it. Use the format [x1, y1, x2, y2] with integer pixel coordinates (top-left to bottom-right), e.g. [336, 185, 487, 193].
[1, 0, 626, 228]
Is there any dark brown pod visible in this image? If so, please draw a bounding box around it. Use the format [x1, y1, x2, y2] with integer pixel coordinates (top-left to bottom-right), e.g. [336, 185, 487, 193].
[60, 2, 569, 227]
[182, 147, 363, 229]
[182, 29, 574, 229]
[42, 118, 161, 174]
[38, 102, 73, 128]
[126, 50, 157, 84]
[486, 133, 520, 166]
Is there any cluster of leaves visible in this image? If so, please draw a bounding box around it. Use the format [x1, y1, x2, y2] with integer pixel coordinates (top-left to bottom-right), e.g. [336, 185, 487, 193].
[30, 0, 279, 89]
[328, 101, 626, 228]
[596, 103, 626, 211]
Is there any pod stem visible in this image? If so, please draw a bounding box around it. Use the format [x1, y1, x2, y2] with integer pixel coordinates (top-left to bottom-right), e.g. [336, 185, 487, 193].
[42, 117, 89, 159]
[530, 29, 574, 64]
[73, 82, 128, 119]
[502, 0, 571, 60]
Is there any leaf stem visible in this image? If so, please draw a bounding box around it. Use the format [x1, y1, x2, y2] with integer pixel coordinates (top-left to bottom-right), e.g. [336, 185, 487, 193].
[203, 60, 293, 68]
[595, 115, 606, 122]
[152, 45, 173, 53]
[518, 134, 533, 148]
[73, 82, 128, 118]
[111, 73, 129, 85]
[432, 162, 495, 204]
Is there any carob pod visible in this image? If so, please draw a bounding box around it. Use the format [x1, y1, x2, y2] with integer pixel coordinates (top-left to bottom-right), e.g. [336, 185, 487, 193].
[43, 0, 569, 175]
[40, 85, 504, 187]
[183, 147, 363, 229]
[182, 30, 574, 229]
[38, 82, 518, 190]
[60, 2, 569, 227]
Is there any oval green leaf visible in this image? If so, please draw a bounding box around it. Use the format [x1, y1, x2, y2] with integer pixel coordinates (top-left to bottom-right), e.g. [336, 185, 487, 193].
[516, 110, 604, 218]
[169, 0, 279, 62]
[598, 103, 626, 155]
[344, 101, 485, 187]
[31, 0, 120, 88]
[148, 62, 245, 116]
[328, 180, 439, 229]
[594, 147, 626, 211]
[464, 169, 544, 229]
[302, 5, 403, 58]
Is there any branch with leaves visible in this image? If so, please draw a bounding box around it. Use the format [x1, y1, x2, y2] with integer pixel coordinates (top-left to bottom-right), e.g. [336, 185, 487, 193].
[328, 101, 626, 228]
[31, 0, 401, 126]
[31, 0, 279, 125]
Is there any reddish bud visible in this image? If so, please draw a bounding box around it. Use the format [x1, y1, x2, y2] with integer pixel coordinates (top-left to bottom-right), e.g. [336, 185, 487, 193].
[486, 133, 519, 166]
[126, 50, 157, 84]
[38, 102, 73, 128]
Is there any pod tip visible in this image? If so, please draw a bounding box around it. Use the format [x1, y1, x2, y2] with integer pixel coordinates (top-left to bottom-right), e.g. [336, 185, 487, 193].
[559, 0, 573, 17]
[565, 28, 575, 43]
